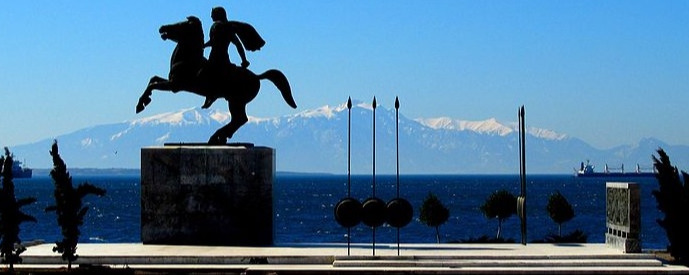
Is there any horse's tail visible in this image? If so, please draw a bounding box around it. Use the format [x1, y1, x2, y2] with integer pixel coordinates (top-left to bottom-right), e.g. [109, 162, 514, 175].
[258, 69, 297, 109]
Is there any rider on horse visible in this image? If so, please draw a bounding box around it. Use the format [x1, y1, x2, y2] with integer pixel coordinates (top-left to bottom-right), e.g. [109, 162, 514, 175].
[200, 7, 264, 109]
[137, 9, 293, 144]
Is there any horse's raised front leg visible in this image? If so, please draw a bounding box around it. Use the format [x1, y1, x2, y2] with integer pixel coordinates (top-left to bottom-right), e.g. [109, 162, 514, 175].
[143, 76, 168, 97]
[136, 76, 173, 113]
[148, 76, 166, 86]
[208, 102, 249, 145]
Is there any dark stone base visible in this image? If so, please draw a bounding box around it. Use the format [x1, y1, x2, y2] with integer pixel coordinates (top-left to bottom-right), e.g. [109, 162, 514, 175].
[141, 145, 274, 246]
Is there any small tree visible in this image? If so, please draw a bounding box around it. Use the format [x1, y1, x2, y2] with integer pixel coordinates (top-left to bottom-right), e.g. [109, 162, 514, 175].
[46, 141, 106, 270]
[480, 189, 516, 239]
[652, 148, 689, 265]
[0, 148, 37, 271]
[419, 192, 450, 243]
[547, 191, 575, 237]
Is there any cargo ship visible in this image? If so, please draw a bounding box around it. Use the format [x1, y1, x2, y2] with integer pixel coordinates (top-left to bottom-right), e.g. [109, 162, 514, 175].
[575, 160, 656, 178]
[11, 159, 32, 178]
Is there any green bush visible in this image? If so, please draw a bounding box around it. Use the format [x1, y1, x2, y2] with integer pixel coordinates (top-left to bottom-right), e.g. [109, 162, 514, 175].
[547, 191, 575, 237]
[480, 189, 516, 239]
[419, 192, 449, 243]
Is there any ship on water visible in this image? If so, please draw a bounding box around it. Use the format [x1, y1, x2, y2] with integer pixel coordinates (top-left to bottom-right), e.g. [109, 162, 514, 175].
[575, 160, 656, 178]
[11, 159, 32, 178]
[2, 154, 32, 179]
[1, 151, 33, 178]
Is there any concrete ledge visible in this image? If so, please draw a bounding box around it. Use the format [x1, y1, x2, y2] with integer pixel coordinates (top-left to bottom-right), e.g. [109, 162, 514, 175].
[16, 243, 689, 274]
[333, 259, 663, 268]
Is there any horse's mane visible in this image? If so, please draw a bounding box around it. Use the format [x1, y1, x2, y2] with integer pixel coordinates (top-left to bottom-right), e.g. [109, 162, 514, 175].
[184, 16, 205, 48]
[186, 16, 201, 24]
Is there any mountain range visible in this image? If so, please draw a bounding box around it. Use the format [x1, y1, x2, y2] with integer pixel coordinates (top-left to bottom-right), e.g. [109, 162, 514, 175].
[9, 101, 689, 174]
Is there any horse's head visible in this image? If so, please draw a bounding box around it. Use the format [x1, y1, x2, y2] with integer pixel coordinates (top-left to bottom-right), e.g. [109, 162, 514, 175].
[159, 16, 203, 44]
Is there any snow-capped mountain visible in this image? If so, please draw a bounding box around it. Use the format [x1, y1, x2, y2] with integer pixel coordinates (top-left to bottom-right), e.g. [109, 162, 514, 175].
[415, 117, 566, 140]
[9, 101, 689, 174]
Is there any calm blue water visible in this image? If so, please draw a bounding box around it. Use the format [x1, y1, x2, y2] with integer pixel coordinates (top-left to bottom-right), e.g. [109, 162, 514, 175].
[12, 174, 667, 249]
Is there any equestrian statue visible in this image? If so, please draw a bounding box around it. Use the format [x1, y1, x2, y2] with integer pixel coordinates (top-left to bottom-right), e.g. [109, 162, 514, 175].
[136, 7, 297, 144]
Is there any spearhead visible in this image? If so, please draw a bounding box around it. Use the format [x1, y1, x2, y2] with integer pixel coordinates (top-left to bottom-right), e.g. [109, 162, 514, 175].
[395, 97, 400, 110]
[347, 97, 352, 109]
[372, 96, 377, 109]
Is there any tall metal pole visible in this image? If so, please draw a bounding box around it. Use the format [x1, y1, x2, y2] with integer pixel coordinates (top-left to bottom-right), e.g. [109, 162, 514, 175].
[347, 97, 352, 197]
[347, 97, 352, 255]
[395, 96, 400, 256]
[372, 96, 377, 256]
[520, 106, 526, 198]
[372, 96, 377, 197]
[395, 97, 400, 198]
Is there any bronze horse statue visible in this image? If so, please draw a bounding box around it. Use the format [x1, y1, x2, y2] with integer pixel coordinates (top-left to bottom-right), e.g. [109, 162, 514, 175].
[136, 16, 297, 144]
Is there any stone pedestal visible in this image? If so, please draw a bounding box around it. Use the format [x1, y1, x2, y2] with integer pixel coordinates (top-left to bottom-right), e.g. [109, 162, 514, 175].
[141, 145, 274, 246]
[605, 182, 641, 253]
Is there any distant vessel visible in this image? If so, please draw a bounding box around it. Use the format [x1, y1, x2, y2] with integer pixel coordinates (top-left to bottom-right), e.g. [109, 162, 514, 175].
[575, 160, 656, 178]
[11, 159, 32, 178]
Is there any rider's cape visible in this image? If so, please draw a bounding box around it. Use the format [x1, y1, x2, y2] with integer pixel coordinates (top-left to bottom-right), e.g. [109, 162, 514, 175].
[229, 21, 265, 51]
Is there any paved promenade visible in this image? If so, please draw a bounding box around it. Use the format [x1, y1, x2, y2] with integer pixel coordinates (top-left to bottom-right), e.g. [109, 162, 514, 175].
[15, 243, 689, 274]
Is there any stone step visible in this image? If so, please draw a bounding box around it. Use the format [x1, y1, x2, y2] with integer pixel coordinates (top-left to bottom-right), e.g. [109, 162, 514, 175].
[17, 264, 689, 275]
[333, 258, 664, 268]
[301, 265, 689, 275]
[22, 255, 335, 265]
[18, 243, 689, 274]
[334, 253, 657, 261]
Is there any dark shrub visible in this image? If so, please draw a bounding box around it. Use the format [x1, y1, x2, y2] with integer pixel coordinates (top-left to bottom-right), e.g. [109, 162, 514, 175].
[419, 192, 449, 243]
[652, 149, 689, 265]
[46, 141, 106, 270]
[547, 191, 575, 237]
[0, 148, 37, 271]
[480, 189, 516, 239]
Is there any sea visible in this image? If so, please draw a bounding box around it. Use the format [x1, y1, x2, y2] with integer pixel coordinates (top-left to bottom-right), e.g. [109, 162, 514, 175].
[12, 174, 668, 249]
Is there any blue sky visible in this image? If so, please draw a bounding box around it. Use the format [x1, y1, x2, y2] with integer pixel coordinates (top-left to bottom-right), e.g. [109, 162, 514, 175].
[1, 1, 687, 149]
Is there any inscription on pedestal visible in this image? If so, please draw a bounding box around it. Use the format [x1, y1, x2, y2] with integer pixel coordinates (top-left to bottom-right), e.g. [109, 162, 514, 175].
[141, 145, 274, 246]
[605, 182, 640, 253]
